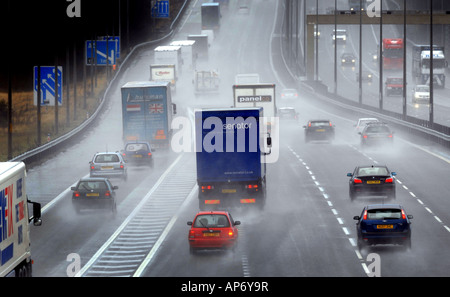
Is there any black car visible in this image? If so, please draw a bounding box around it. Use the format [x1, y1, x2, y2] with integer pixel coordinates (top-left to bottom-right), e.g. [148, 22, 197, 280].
[71, 177, 118, 214]
[303, 120, 335, 143]
[347, 165, 396, 200]
[341, 53, 356, 66]
[121, 141, 154, 167]
[353, 204, 413, 250]
[359, 122, 394, 147]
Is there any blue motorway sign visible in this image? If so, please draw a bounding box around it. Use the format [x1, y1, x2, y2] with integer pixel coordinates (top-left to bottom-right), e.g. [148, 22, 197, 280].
[86, 39, 118, 66]
[33, 66, 63, 106]
[152, 0, 170, 18]
[99, 36, 120, 60]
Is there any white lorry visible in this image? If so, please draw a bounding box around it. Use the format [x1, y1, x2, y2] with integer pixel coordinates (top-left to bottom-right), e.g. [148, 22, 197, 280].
[154, 45, 183, 77]
[0, 162, 42, 277]
[150, 64, 177, 92]
[193, 70, 220, 94]
[232, 83, 277, 132]
[170, 40, 196, 70]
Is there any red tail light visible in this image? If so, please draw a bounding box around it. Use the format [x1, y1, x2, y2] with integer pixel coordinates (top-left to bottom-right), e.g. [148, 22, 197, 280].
[353, 178, 363, 184]
[189, 230, 195, 238]
[363, 210, 368, 220]
[74, 191, 80, 197]
[228, 229, 234, 237]
[105, 191, 111, 197]
[246, 184, 258, 189]
[401, 209, 406, 219]
[148, 152, 152, 156]
[120, 164, 124, 169]
[363, 135, 368, 139]
[385, 177, 394, 183]
[388, 134, 393, 138]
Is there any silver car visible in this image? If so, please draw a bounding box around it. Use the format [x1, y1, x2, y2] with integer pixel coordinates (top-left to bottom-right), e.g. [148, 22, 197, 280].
[89, 152, 127, 181]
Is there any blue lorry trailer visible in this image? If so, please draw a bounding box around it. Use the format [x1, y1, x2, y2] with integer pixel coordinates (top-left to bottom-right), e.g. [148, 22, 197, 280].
[195, 107, 270, 210]
[121, 81, 175, 149]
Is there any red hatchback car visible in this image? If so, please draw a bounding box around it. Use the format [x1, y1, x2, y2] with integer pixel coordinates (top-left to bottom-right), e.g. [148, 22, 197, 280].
[187, 211, 240, 254]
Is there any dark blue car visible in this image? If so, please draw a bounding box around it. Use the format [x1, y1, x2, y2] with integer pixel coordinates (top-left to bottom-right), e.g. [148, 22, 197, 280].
[121, 141, 154, 167]
[353, 204, 413, 250]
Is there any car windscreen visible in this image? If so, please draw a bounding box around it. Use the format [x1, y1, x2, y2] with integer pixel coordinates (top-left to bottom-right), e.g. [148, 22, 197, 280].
[78, 181, 107, 191]
[357, 167, 389, 176]
[95, 154, 120, 163]
[194, 214, 230, 228]
[367, 209, 401, 220]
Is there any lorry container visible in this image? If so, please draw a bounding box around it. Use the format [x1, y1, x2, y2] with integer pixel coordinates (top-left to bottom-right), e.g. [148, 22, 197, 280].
[201, 3, 221, 32]
[193, 70, 220, 94]
[149, 64, 177, 93]
[188, 34, 209, 61]
[154, 45, 183, 77]
[0, 162, 42, 277]
[121, 81, 176, 149]
[233, 83, 277, 133]
[170, 40, 196, 70]
[195, 108, 271, 210]
[412, 45, 447, 88]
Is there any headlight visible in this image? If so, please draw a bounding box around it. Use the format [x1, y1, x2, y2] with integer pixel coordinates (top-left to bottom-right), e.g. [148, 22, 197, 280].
[342, 59, 345, 63]
[368, 74, 372, 78]
[352, 59, 355, 63]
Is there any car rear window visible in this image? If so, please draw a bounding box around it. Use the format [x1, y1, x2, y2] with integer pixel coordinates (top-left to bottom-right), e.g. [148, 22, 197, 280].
[78, 181, 107, 191]
[194, 214, 230, 228]
[365, 126, 390, 133]
[126, 143, 149, 151]
[310, 121, 330, 127]
[95, 154, 120, 163]
[357, 167, 389, 176]
[367, 209, 401, 220]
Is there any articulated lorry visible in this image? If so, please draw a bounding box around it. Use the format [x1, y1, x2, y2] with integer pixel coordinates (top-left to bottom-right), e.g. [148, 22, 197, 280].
[195, 108, 271, 210]
[412, 45, 447, 88]
[0, 162, 42, 277]
[121, 81, 176, 149]
[233, 83, 276, 133]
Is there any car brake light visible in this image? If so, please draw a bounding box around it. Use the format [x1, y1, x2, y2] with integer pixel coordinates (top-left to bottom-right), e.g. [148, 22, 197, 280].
[189, 230, 195, 238]
[120, 164, 124, 169]
[354, 178, 363, 184]
[246, 184, 258, 189]
[148, 152, 152, 156]
[363, 210, 368, 220]
[228, 230, 234, 237]
[105, 191, 111, 197]
[385, 177, 394, 183]
[90, 166, 95, 170]
[401, 209, 406, 219]
[388, 134, 393, 138]
[329, 122, 332, 127]
[363, 135, 368, 139]
[308, 122, 311, 127]
[74, 191, 80, 197]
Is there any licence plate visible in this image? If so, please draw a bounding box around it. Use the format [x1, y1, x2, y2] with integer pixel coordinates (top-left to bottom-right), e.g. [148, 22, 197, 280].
[316, 129, 325, 132]
[376, 225, 393, 229]
[222, 189, 236, 193]
[203, 232, 220, 237]
[133, 155, 142, 158]
[86, 193, 99, 197]
[367, 180, 381, 184]
[101, 166, 113, 170]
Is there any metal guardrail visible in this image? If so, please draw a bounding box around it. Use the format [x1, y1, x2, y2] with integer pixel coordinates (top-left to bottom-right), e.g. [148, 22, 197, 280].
[10, 0, 190, 164]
